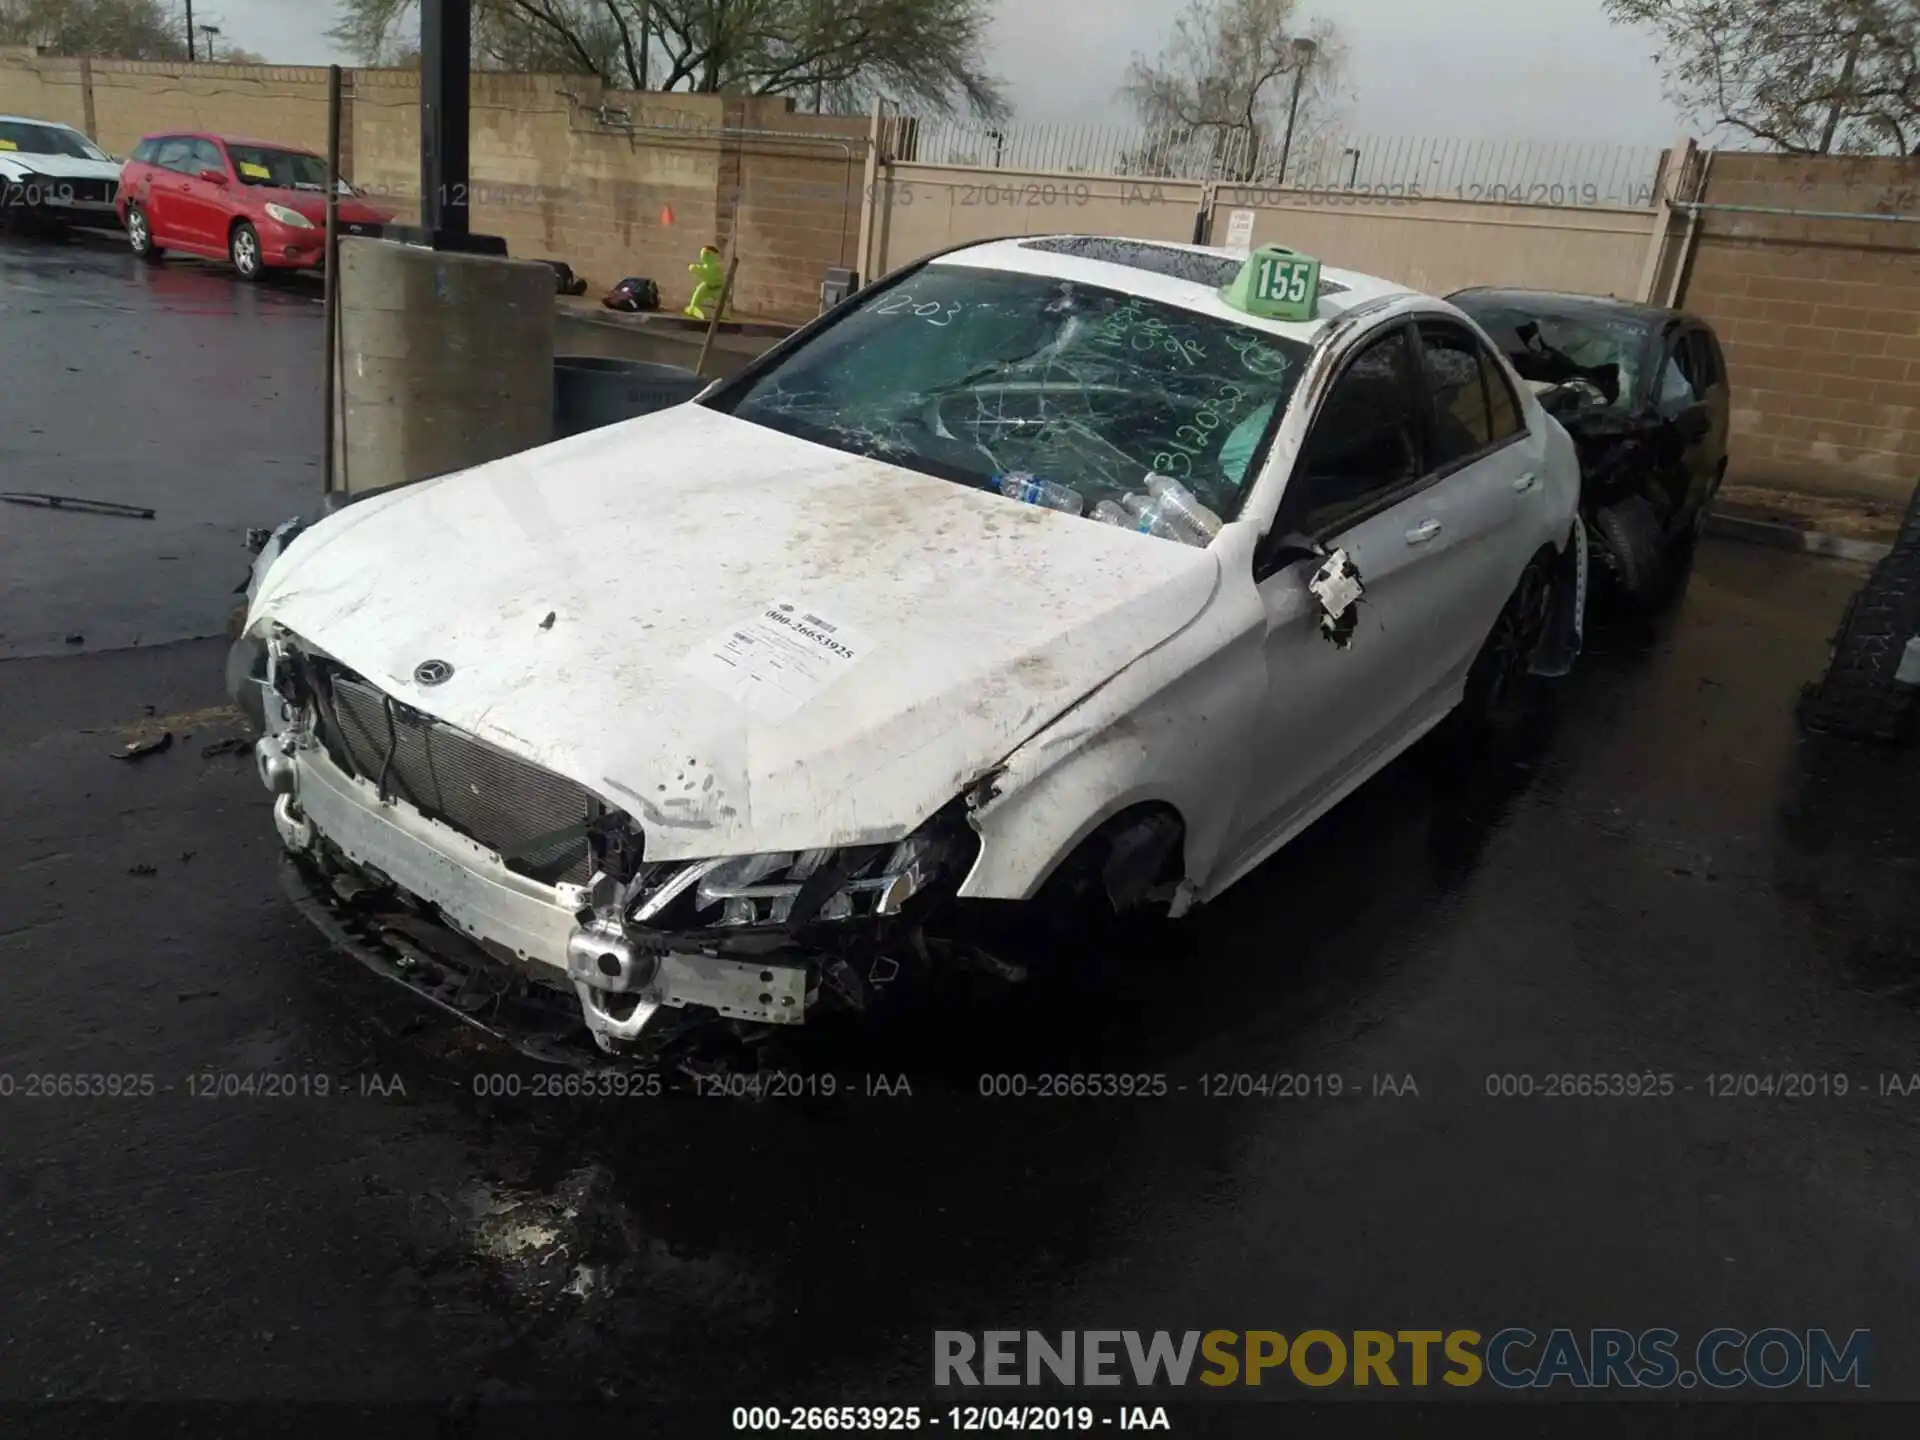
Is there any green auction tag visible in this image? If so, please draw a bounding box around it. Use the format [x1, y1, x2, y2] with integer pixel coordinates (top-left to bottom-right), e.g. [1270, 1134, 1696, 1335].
[1222, 245, 1321, 322]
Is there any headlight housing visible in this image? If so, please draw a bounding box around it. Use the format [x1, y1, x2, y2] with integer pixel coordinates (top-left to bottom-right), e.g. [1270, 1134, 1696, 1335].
[629, 831, 961, 932]
[264, 202, 315, 229]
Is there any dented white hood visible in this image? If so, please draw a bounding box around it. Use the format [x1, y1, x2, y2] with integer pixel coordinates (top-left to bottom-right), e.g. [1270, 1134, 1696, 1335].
[250, 404, 1219, 860]
[0, 151, 122, 182]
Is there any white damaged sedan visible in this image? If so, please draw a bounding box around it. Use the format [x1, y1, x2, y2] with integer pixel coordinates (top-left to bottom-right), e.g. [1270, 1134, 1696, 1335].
[234, 236, 1585, 1060]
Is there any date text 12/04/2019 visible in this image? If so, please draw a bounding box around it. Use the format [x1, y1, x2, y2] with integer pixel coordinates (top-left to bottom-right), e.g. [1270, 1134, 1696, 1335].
[731, 1406, 1171, 1431]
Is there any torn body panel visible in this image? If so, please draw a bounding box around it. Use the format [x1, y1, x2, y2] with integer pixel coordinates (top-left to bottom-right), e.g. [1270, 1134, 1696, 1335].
[959, 528, 1268, 905]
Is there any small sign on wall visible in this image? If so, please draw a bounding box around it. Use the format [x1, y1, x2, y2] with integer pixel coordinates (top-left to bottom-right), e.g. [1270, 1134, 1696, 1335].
[1224, 209, 1256, 256]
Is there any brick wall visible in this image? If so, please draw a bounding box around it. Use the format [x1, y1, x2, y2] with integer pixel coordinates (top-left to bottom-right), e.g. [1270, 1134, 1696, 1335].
[733, 99, 867, 318]
[1679, 154, 1920, 503]
[0, 49, 867, 323]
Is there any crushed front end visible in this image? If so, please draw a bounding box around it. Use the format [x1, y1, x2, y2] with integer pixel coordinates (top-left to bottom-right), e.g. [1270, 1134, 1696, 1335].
[243, 631, 986, 1063]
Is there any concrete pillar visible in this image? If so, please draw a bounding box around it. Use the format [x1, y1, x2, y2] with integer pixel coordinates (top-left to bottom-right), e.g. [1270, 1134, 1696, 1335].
[332, 237, 555, 495]
[1635, 136, 1698, 305]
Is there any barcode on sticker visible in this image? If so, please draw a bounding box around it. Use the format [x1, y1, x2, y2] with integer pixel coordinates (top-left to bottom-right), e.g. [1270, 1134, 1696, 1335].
[800, 613, 836, 632]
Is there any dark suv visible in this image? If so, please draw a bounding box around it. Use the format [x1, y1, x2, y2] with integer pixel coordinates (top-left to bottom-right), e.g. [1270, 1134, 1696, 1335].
[1449, 287, 1730, 610]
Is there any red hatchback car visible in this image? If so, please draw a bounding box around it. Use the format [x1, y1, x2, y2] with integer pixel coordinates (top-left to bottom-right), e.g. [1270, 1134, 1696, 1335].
[116, 132, 395, 280]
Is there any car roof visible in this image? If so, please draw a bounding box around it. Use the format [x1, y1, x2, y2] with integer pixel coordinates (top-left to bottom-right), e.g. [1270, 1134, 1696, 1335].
[1448, 286, 1684, 328]
[134, 131, 317, 153]
[929, 234, 1421, 344]
[0, 115, 90, 133]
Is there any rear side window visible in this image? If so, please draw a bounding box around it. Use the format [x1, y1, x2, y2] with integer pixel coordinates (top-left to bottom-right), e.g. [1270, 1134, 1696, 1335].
[188, 139, 225, 175]
[1417, 321, 1494, 469]
[154, 137, 196, 173]
[1481, 347, 1523, 440]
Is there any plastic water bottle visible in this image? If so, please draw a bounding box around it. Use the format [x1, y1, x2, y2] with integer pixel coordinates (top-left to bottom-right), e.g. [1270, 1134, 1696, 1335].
[1090, 499, 1135, 527]
[1135, 505, 1209, 546]
[1107, 490, 1204, 544]
[996, 471, 1085, 516]
[1145, 473, 1224, 540]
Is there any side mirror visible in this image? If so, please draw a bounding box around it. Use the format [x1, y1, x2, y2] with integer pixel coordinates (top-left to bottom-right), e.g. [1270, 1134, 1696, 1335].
[1672, 404, 1711, 443]
[1253, 529, 1328, 583]
[199, 168, 229, 186]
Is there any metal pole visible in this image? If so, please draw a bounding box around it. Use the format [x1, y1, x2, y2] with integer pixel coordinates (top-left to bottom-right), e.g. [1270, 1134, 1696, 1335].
[695, 251, 739, 378]
[185, 0, 196, 61]
[419, 0, 472, 237]
[1278, 67, 1304, 187]
[322, 64, 342, 496]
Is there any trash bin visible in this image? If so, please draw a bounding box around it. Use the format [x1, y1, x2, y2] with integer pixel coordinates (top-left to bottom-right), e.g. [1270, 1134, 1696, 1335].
[552, 356, 708, 439]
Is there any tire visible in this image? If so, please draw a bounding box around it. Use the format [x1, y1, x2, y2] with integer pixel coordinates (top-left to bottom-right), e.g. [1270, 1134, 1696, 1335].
[1456, 553, 1556, 740]
[1591, 496, 1668, 611]
[1798, 481, 1920, 745]
[1895, 476, 1920, 558]
[230, 220, 264, 282]
[126, 203, 164, 263]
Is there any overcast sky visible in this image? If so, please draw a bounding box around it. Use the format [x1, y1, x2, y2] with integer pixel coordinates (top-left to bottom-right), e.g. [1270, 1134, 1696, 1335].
[195, 0, 1691, 144]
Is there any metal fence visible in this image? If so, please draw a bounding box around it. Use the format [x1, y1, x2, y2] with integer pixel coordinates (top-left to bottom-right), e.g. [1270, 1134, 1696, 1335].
[899, 120, 1665, 209]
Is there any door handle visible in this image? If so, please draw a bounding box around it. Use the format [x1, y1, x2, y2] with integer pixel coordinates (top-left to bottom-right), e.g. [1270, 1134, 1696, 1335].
[1405, 518, 1443, 544]
[1513, 471, 1538, 493]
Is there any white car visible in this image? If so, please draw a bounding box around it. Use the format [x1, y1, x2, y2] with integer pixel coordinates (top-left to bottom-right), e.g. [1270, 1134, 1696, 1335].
[0, 115, 124, 228]
[233, 235, 1585, 1060]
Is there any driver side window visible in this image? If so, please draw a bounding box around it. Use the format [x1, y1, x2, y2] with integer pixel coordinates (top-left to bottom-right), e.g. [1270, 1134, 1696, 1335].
[1656, 339, 1697, 415]
[1282, 326, 1421, 537]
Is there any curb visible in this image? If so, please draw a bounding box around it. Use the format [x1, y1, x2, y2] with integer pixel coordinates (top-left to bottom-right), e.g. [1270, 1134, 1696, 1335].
[1705, 511, 1893, 564]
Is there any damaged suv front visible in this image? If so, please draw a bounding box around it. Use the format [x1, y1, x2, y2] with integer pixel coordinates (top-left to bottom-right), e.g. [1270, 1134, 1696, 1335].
[247, 630, 994, 1059]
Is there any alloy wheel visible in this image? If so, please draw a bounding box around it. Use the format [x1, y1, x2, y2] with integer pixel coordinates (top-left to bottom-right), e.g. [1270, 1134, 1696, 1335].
[1481, 563, 1552, 724]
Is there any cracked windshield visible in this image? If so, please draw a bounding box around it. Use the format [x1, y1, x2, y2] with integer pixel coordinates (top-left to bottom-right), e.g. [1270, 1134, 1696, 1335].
[1464, 302, 1647, 409]
[712, 264, 1311, 541]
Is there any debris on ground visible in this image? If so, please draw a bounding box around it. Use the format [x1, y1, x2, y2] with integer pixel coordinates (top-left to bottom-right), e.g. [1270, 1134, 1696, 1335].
[64, 633, 83, 645]
[201, 737, 251, 759]
[111, 731, 173, 762]
[1, 491, 155, 520]
[540, 611, 557, 630]
[128, 863, 157, 877]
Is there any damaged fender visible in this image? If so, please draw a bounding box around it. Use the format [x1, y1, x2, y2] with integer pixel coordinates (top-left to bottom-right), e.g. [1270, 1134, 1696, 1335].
[958, 544, 1268, 905]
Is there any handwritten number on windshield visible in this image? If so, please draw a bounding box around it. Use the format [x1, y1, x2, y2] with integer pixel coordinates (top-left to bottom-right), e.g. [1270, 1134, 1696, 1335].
[874, 291, 960, 327]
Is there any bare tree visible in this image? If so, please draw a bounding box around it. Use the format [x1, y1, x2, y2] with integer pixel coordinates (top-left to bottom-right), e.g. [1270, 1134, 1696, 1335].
[329, 0, 1007, 116]
[0, 0, 187, 58]
[1121, 0, 1347, 182]
[1605, 0, 1920, 153]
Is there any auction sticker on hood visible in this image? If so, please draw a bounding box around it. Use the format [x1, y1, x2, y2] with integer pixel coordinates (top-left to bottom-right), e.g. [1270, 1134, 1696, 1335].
[680, 600, 870, 719]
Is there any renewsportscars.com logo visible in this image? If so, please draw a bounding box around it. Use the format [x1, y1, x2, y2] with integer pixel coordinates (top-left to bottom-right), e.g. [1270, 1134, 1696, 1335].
[933, 1328, 1871, 1391]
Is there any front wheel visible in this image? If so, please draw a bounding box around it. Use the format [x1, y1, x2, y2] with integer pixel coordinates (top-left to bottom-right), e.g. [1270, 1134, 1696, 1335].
[230, 221, 264, 282]
[126, 204, 165, 263]
[1591, 495, 1669, 611]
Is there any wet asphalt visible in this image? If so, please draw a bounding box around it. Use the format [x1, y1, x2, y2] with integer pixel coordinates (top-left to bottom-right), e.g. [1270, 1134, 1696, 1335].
[2, 231, 1919, 1429]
